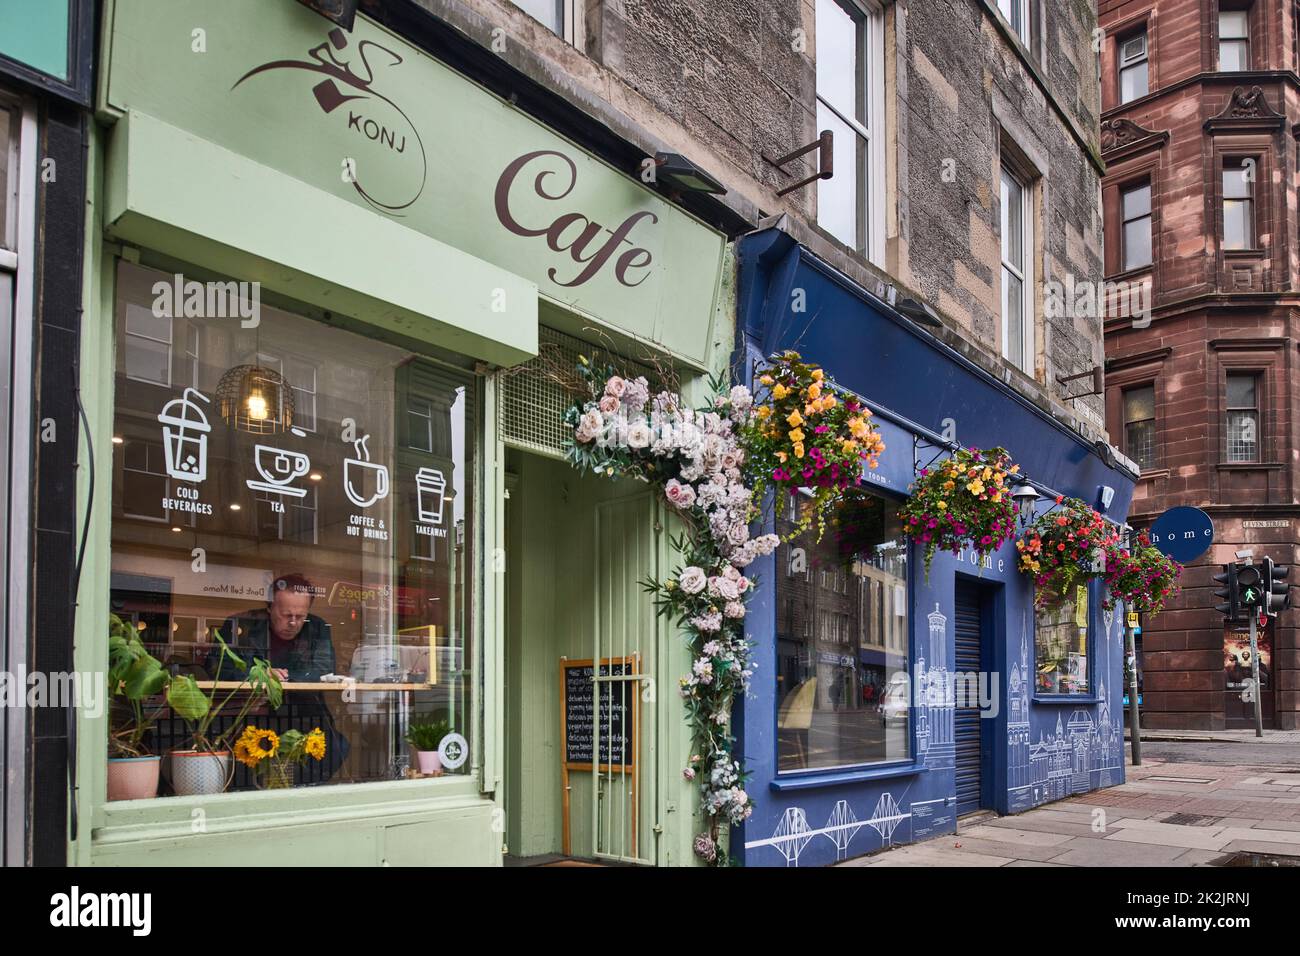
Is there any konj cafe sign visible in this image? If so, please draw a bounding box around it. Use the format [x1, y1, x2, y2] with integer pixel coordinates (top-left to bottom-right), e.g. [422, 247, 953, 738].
[100, 0, 726, 369]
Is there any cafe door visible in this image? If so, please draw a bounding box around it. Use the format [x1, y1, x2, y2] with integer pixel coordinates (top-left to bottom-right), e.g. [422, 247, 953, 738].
[503, 452, 658, 864]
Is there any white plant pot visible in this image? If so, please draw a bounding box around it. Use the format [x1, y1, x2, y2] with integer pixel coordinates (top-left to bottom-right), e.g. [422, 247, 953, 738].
[416, 750, 442, 775]
[170, 750, 231, 796]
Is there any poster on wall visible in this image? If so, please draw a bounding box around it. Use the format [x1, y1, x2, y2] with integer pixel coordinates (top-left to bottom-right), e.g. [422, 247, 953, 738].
[1224, 620, 1271, 690]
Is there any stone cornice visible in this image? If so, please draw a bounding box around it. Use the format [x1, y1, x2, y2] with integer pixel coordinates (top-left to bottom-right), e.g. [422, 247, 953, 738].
[1204, 85, 1287, 134]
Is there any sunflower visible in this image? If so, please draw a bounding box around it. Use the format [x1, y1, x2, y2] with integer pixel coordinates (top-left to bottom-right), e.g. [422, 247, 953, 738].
[304, 728, 327, 761]
[238, 726, 279, 764]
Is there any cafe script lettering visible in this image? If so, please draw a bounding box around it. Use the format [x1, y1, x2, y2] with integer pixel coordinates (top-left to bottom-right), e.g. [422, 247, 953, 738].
[495, 149, 657, 289]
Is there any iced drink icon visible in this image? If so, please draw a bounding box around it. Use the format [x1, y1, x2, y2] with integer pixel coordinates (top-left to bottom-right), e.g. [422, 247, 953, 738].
[157, 388, 212, 483]
[416, 467, 447, 525]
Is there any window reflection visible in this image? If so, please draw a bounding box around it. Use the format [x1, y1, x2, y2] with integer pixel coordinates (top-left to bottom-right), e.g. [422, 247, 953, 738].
[777, 491, 910, 772]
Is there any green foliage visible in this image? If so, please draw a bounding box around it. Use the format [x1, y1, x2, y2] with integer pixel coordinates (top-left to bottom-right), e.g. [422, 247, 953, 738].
[165, 633, 283, 754]
[405, 720, 451, 752]
[107, 614, 170, 758]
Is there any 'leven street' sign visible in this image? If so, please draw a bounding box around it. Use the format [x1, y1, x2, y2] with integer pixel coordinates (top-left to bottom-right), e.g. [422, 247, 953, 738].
[1148, 506, 1214, 564]
[103, 0, 726, 369]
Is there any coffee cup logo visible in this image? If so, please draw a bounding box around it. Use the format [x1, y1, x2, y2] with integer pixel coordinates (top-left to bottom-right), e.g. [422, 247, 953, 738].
[232, 27, 427, 214]
[344, 434, 389, 509]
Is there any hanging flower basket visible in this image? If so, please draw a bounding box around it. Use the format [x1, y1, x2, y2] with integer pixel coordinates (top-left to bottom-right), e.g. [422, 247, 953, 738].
[742, 351, 885, 541]
[1102, 532, 1182, 617]
[1016, 496, 1121, 608]
[899, 446, 1020, 579]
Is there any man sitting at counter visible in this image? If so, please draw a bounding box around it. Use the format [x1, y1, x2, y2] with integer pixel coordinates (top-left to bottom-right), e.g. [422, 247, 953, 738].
[214, 573, 349, 782]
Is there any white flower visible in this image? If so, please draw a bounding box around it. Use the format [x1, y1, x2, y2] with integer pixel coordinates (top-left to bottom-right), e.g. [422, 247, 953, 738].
[729, 385, 753, 411]
[679, 567, 707, 594]
[627, 421, 652, 449]
[713, 710, 729, 724]
[691, 611, 723, 633]
[724, 601, 746, 619]
[624, 376, 650, 411]
[727, 522, 750, 547]
[710, 575, 740, 602]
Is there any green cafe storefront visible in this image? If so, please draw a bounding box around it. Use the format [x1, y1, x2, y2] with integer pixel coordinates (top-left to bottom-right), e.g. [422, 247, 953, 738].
[73, 0, 729, 866]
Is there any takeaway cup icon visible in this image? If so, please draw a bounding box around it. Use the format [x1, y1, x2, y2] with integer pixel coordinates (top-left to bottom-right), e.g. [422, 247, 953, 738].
[416, 467, 447, 525]
[157, 388, 212, 483]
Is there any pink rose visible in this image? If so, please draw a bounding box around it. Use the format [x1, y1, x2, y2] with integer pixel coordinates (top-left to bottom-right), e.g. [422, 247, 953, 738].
[599, 395, 619, 414]
[604, 376, 627, 399]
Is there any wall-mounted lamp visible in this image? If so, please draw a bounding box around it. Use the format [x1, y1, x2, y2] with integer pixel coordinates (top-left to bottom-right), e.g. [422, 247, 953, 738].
[1011, 480, 1041, 531]
[653, 152, 727, 195]
[296, 0, 358, 29]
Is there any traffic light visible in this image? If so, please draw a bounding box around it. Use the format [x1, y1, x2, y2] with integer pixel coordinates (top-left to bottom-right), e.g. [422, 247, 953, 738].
[1213, 563, 1242, 620]
[1237, 563, 1264, 610]
[1263, 557, 1291, 617]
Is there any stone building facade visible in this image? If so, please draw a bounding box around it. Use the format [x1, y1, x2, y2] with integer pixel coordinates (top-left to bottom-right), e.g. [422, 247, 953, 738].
[1099, 0, 1300, 729]
[409, 0, 1114, 435]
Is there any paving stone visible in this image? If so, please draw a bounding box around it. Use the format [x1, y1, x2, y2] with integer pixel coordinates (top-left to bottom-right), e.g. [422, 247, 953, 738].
[981, 816, 1102, 839]
[1004, 859, 1069, 866]
[1219, 826, 1300, 846]
[1050, 839, 1190, 867]
[1250, 820, 1300, 831]
[940, 836, 1069, 862]
[1104, 825, 1233, 852]
[1218, 840, 1300, 859]
[1174, 849, 1227, 866]
[959, 823, 1075, 847]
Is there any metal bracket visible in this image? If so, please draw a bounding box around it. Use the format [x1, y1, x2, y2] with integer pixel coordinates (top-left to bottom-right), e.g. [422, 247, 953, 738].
[1058, 365, 1105, 402]
[762, 130, 834, 197]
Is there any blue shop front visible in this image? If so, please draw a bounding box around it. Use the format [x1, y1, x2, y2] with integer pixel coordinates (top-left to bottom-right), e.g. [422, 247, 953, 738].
[732, 229, 1137, 868]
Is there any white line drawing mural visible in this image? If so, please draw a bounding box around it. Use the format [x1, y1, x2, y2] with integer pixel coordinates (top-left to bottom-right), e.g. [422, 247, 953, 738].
[866, 792, 907, 846]
[916, 603, 955, 769]
[246, 435, 311, 498]
[158, 387, 212, 483]
[826, 800, 867, 861]
[415, 467, 447, 524]
[344, 433, 390, 508]
[744, 791, 913, 866]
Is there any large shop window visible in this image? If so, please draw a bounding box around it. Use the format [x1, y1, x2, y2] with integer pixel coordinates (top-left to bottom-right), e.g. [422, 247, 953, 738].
[109, 261, 475, 793]
[1034, 586, 1090, 696]
[776, 492, 909, 772]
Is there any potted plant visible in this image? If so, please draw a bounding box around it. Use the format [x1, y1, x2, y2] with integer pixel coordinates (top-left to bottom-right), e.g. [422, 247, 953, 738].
[234, 725, 326, 790]
[899, 446, 1020, 580]
[1103, 531, 1182, 618]
[106, 614, 170, 800]
[1016, 496, 1121, 608]
[406, 720, 451, 775]
[165, 634, 283, 796]
[743, 351, 886, 540]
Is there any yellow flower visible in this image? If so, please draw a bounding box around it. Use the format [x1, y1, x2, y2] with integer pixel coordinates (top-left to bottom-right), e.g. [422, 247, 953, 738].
[967, 479, 985, 495]
[793, 442, 805, 459]
[788, 428, 805, 443]
[304, 728, 327, 761]
[776, 451, 788, 463]
[236, 726, 279, 766]
[756, 405, 772, 419]
[1010, 464, 1021, 474]
[807, 382, 822, 400]
[760, 374, 774, 386]
[982, 466, 993, 481]
[942, 479, 956, 490]
[841, 438, 858, 452]
[936, 501, 948, 511]
[811, 368, 824, 382]
[786, 409, 804, 427]
[772, 383, 789, 400]
[821, 395, 837, 411]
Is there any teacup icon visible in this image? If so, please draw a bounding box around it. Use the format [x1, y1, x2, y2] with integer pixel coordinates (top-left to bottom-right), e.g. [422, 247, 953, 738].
[344, 434, 389, 508]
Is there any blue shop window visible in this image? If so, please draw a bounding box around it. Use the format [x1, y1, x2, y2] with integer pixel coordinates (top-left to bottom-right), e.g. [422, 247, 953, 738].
[1034, 584, 1091, 696]
[775, 490, 911, 773]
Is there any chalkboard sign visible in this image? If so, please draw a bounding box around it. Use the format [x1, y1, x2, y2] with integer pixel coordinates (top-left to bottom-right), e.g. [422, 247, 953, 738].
[561, 657, 638, 771]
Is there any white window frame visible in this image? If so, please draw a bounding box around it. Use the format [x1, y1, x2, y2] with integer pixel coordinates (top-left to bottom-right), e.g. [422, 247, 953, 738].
[1000, 163, 1036, 376]
[255, 351, 317, 433]
[998, 0, 1033, 46]
[1118, 30, 1149, 104]
[1219, 7, 1251, 72]
[508, 0, 583, 45]
[815, 0, 886, 267]
[1121, 181, 1153, 271]
[123, 309, 173, 387]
